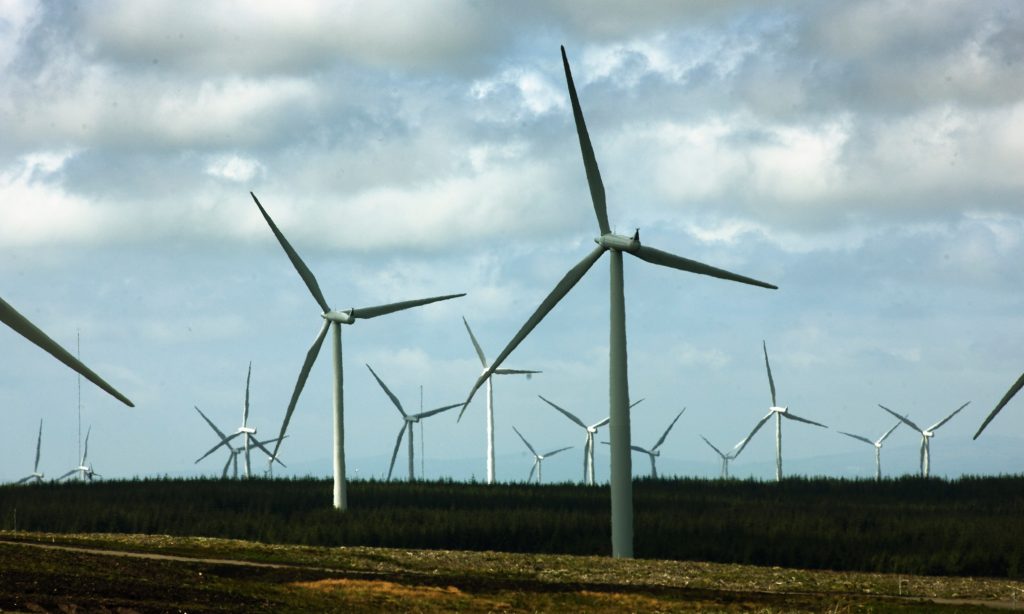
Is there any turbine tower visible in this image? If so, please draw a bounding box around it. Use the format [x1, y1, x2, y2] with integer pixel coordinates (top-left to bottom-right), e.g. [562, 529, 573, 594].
[761, 341, 827, 481]
[459, 46, 776, 558]
[366, 364, 460, 481]
[621, 408, 686, 478]
[837, 421, 901, 480]
[16, 419, 45, 485]
[540, 395, 643, 485]
[974, 372, 1024, 439]
[251, 193, 464, 510]
[700, 417, 767, 479]
[512, 426, 571, 484]
[462, 317, 540, 484]
[57, 426, 99, 481]
[879, 402, 969, 477]
[0, 295, 133, 407]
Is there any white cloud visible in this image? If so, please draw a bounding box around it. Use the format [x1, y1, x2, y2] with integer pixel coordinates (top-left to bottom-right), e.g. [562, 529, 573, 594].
[206, 155, 264, 183]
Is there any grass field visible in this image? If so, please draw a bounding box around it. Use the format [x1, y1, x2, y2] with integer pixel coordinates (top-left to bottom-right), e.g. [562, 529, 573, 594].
[1, 531, 1022, 612]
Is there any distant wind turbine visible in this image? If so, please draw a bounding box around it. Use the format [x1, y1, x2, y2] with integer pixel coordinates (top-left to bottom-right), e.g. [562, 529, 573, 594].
[540, 395, 643, 485]
[879, 402, 969, 477]
[57, 426, 99, 481]
[15, 419, 45, 485]
[251, 193, 464, 510]
[458, 46, 777, 559]
[366, 364, 460, 481]
[761, 341, 827, 481]
[193, 405, 285, 478]
[512, 426, 571, 484]
[974, 372, 1024, 439]
[0, 295, 133, 407]
[606, 408, 685, 478]
[700, 417, 767, 479]
[462, 317, 540, 484]
[837, 421, 902, 480]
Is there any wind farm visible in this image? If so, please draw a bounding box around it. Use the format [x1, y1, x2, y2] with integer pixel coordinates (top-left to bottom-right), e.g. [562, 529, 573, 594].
[2, 3, 1024, 610]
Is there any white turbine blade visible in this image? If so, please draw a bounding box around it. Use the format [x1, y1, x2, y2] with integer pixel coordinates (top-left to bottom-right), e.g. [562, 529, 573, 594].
[249, 436, 287, 468]
[631, 245, 778, 290]
[459, 245, 606, 418]
[976, 372, 1024, 439]
[221, 453, 233, 478]
[366, 364, 406, 416]
[386, 425, 407, 481]
[349, 294, 465, 320]
[878, 404, 922, 433]
[539, 395, 587, 429]
[194, 406, 231, 442]
[591, 416, 611, 430]
[494, 368, 542, 375]
[34, 419, 42, 472]
[763, 341, 777, 407]
[543, 446, 572, 458]
[733, 414, 772, 457]
[272, 320, 329, 459]
[56, 469, 77, 481]
[512, 425, 539, 457]
[415, 403, 462, 420]
[15, 475, 33, 485]
[250, 192, 330, 313]
[629, 444, 652, 455]
[782, 411, 827, 428]
[527, 461, 537, 483]
[0, 295, 134, 407]
[652, 408, 686, 451]
[838, 431, 874, 446]
[700, 435, 726, 459]
[877, 421, 902, 445]
[82, 426, 91, 464]
[629, 398, 645, 409]
[927, 401, 970, 433]
[561, 45, 611, 236]
[243, 361, 251, 427]
[255, 435, 288, 467]
[462, 316, 488, 368]
[195, 432, 242, 464]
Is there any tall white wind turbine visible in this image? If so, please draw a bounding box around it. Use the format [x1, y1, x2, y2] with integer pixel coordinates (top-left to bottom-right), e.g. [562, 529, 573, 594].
[622, 408, 686, 478]
[16, 419, 45, 485]
[837, 421, 902, 480]
[700, 417, 766, 479]
[0, 295, 133, 407]
[879, 402, 969, 477]
[462, 317, 540, 484]
[57, 426, 99, 481]
[540, 395, 643, 485]
[458, 46, 776, 558]
[512, 426, 571, 484]
[974, 372, 1024, 439]
[366, 364, 460, 481]
[761, 341, 827, 481]
[251, 193, 464, 510]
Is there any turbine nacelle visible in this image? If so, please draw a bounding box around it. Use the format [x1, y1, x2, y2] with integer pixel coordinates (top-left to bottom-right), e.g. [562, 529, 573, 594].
[923, 430, 934, 438]
[238, 427, 256, 434]
[322, 310, 355, 324]
[770, 406, 788, 414]
[595, 233, 640, 253]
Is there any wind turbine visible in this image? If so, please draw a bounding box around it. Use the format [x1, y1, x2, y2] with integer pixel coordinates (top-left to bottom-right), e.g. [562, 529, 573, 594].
[193, 403, 285, 478]
[512, 426, 571, 484]
[462, 316, 540, 484]
[250, 193, 464, 510]
[15, 419, 45, 485]
[974, 372, 1024, 439]
[540, 395, 643, 485]
[700, 417, 767, 479]
[458, 46, 776, 558]
[57, 426, 99, 481]
[837, 421, 902, 480]
[761, 341, 827, 481]
[879, 402, 970, 477]
[0, 295, 133, 407]
[366, 364, 460, 481]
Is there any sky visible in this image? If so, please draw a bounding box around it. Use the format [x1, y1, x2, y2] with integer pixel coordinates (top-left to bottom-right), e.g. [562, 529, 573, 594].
[1, 0, 1022, 485]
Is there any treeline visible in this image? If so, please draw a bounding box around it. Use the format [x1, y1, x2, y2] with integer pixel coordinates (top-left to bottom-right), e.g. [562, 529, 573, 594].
[1, 475, 1021, 578]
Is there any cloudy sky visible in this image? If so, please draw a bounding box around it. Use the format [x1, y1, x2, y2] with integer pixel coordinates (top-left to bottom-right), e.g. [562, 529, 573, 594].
[1, 0, 1022, 484]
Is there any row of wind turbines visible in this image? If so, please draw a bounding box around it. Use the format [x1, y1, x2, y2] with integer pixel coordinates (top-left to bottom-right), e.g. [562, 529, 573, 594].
[2, 45, 1021, 561]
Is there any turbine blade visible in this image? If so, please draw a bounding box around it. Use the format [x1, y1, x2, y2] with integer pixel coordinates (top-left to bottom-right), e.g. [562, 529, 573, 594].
[243, 361, 251, 427]
[512, 425, 538, 457]
[838, 431, 874, 446]
[493, 368, 542, 375]
[387, 425, 406, 481]
[763, 341, 777, 407]
[561, 45, 611, 236]
[221, 453, 232, 478]
[782, 411, 827, 428]
[878, 421, 902, 444]
[591, 416, 611, 429]
[459, 246, 606, 418]
[15, 476, 33, 485]
[462, 316, 488, 368]
[700, 435, 726, 459]
[83, 426, 91, 464]
[248, 436, 287, 468]
[629, 398, 645, 409]
[366, 364, 406, 416]
[194, 406, 231, 442]
[350, 294, 465, 320]
[733, 414, 772, 457]
[528, 461, 537, 483]
[250, 192, 330, 313]
[630, 444, 651, 454]
[0, 296, 134, 407]
[271, 320, 329, 459]
[653, 408, 686, 451]
[543, 446, 572, 458]
[927, 401, 970, 433]
[415, 403, 462, 420]
[34, 419, 42, 472]
[57, 470, 77, 481]
[631, 245, 778, 290]
[975, 373, 1024, 439]
[878, 404, 922, 433]
[538, 395, 587, 429]
[195, 432, 241, 464]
